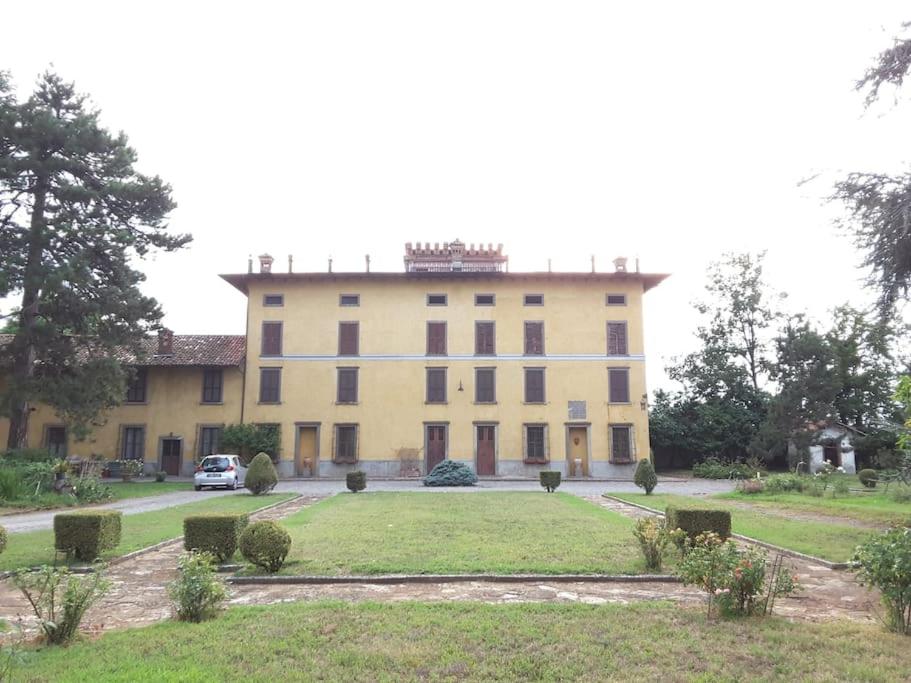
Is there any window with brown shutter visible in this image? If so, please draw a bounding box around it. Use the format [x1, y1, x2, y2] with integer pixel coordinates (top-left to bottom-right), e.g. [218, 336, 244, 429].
[524, 367, 545, 403]
[334, 424, 358, 463]
[121, 425, 145, 460]
[201, 369, 223, 403]
[198, 426, 222, 457]
[606, 293, 627, 306]
[263, 294, 284, 307]
[475, 367, 496, 403]
[338, 322, 359, 356]
[524, 322, 544, 355]
[608, 368, 630, 403]
[259, 368, 281, 403]
[427, 293, 447, 306]
[475, 321, 495, 355]
[339, 294, 360, 306]
[337, 367, 358, 403]
[426, 322, 447, 355]
[524, 424, 547, 463]
[610, 425, 633, 463]
[125, 368, 147, 403]
[524, 294, 544, 306]
[261, 321, 283, 356]
[607, 322, 628, 355]
[474, 293, 495, 306]
[426, 367, 447, 403]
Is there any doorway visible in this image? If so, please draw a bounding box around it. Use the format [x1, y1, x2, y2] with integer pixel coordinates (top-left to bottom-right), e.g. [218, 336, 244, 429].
[161, 438, 182, 476]
[296, 425, 319, 477]
[45, 426, 67, 458]
[476, 424, 496, 476]
[823, 443, 840, 468]
[425, 424, 448, 473]
[567, 426, 589, 477]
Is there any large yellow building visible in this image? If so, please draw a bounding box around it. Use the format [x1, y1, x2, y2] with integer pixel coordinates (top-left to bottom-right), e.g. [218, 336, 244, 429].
[224, 241, 667, 478]
[0, 241, 666, 479]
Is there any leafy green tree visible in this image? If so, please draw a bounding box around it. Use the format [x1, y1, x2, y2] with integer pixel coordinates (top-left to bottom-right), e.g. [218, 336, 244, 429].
[220, 424, 280, 464]
[0, 71, 188, 447]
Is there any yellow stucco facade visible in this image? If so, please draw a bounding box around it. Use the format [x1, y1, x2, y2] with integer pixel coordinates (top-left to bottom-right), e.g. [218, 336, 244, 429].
[230, 269, 665, 479]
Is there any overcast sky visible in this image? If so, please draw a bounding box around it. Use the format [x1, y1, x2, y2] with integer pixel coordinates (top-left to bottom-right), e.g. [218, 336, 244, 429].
[3, 1, 910, 392]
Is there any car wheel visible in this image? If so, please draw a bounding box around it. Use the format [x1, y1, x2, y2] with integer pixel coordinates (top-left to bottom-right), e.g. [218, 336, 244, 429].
[195, 485, 202, 491]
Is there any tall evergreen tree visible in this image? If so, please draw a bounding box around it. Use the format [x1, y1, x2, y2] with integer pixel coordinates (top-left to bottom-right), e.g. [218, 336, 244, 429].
[0, 71, 189, 447]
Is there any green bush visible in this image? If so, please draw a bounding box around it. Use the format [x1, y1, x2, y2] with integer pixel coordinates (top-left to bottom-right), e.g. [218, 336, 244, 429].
[0, 468, 26, 502]
[692, 457, 756, 480]
[858, 469, 878, 489]
[1, 448, 56, 465]
[0, 525, 6, 555]
[854, 526, 911, 634]
[665, 506, 731, 541]
[346, 471, 367, 493]
[245, 452, 278, 495]
[423, 460, 478, 486]
[764, 473, 806, 493]
[156, 470, 167, 483]
[168, 551, 227, 623]
[239, 521, 292, 572]
[539, 470, 561, 493]
[183, 514, 249, 562]
[634, 460, 658, 494]
[72, 477, 113, 504]
[738, 478, 765, 494]
[13, 566, 110, 644]
[54, 511, 122, 562]
[632, 517, 669, 571]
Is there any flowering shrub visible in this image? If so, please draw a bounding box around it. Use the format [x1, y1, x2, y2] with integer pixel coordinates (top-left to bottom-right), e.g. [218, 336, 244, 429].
[632, 517, 670, 571]
[113, 459, 143, 478]
[814, 460, 845, 491]
[169, 551, 227, 623]
[853, 526, 911, 635]
[677, 532, 800, 618]
[738, 478, 765, 495]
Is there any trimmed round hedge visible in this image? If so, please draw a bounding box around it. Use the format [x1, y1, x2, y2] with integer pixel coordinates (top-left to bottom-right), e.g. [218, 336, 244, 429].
[858, 469, 878, 489]
[239, 520, 291, 572]
[245, 452, 278, 495]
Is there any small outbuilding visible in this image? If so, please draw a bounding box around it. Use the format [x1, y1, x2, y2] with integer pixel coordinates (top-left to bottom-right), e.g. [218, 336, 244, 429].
[789, 421, 862, 475]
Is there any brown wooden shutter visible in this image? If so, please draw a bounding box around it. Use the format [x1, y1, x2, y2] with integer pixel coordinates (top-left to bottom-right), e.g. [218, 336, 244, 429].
[335, 425, 358, 463]
[611, 426, 632, 463]
[607, 322, 628, 355]
[525, 368, 545, 403]
[261, 322, 283, 356]
[337, 368, 358, 403]
[427, 322, 447, 355]
[475, 322, 495, 355]
[525, 425, 546, 462]
[339, 322, 359, 356]
[608, 368, 630, 403]
[524, 322, 544, 355]
[475, 368, 495, 403]
[426, 368, 446, 402]
[259, 368, 281, 403]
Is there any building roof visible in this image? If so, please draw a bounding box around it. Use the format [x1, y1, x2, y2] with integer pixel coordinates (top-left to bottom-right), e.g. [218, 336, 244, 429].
[0, 334, 246, 368]
[220, 271, 670, 295]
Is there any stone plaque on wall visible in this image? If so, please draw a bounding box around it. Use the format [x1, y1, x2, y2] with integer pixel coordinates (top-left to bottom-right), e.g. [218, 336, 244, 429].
[568, 401, 587, 420]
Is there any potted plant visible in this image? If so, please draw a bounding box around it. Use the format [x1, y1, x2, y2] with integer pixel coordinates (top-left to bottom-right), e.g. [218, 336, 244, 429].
[52, 459, 69, 482]
[117, 459, 143, 482]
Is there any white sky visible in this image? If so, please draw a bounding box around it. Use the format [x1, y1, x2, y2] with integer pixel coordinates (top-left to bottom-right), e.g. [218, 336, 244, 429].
[2, 1, 910, 393]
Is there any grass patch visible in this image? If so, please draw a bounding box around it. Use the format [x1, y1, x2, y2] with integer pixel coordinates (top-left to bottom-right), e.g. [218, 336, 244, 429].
[269, 491, 647, 575]
[610, 493, 876, 562]
[105, 481, 194, 500]
[716, 487, 911, 526]
[18, 600, 911, 682]
[0, 481, 193, 513]
[0, 493, 294, 571]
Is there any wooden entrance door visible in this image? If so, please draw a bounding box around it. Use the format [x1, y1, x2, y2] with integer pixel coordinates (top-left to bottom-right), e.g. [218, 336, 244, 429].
[46, 426, 67, 458]
[297, 426, 318, 477]
[476, 425, 495, 476]
[426, 425, 447, 472]
[568, 426, 589, 477]
[161, 438, 181, 476]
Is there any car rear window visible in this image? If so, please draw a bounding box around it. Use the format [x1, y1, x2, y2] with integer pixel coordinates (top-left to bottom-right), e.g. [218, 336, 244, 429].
[201, 457, 230, 471]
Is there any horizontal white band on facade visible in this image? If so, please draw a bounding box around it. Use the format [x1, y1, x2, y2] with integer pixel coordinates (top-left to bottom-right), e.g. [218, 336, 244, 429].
[259, 354, 646, 362]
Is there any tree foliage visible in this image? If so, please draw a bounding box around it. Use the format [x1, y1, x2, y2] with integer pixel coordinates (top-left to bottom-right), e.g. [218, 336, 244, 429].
[220, 424, 280, 464]
[0, 71, 188, 446]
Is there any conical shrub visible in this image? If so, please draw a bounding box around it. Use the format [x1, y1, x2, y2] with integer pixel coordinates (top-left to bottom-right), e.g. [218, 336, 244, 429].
[245, 452, 278, 495]
[634, 459, 658, 495]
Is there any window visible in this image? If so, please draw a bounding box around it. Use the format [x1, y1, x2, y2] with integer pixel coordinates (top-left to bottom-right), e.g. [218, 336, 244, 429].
[524, 321, 544, 355]
[427, 293, 447, 306]
[607, 321, 628, 355]
[524, 294, 544, 306]
[334, 424, 358, 463]
[475, 321, 495, 355]
[610, 425, 633, 463]
[426, 367, 447, 403]
[126, 368, 147, 403]
[426, 321, 447, 355]
[198, 426, 222, 457]
[259, 367, 282, 403]
[474, 293, 495, 306]
[339, 294, 360, 306]
[524, 424, 548, 463]
[524, 367, 545, 403]
[263, 294, 284, 307]
[261, 321, 283, 356]
[121, 426, 145, 460]
[608, 367, 630, 403]
[475, 367, 496, 403]
[45, 426, 67, 458]
[337, 367, 359, 403]
[606, 293, 627, 306]
[201, 369, 223, 403]
[338, 322, 359, 356]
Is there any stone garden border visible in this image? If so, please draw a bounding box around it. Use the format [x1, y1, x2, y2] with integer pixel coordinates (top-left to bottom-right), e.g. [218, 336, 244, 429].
[228, 573, 682, 585]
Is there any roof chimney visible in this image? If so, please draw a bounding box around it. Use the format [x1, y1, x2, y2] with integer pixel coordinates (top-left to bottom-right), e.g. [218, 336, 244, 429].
[258, 254, 274, 273]
[158, 328, 174, 356]
[613, 257, 628, 273]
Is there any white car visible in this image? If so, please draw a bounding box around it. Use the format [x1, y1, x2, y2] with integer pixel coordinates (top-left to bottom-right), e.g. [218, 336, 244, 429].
[194, 455, 246, 491]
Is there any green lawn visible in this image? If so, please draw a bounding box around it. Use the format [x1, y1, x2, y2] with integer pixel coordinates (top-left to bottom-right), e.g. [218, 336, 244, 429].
[268, 491, 646, 576]
[18, 601, 911, 682]
[609, 493, 876, 562]
[715, 488, 911, 526]
[105, 481, 194, 499]
[0, 493, 294, 571]
[0, 481, 193, 514]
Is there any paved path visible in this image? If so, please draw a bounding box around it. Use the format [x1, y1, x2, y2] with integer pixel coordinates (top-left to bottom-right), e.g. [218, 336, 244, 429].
[1, 478, 737, 533]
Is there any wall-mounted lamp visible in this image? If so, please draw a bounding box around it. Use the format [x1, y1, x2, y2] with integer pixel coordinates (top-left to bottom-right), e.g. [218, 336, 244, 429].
[458, 381, 464, 392]
[640, 394, 648, 411]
